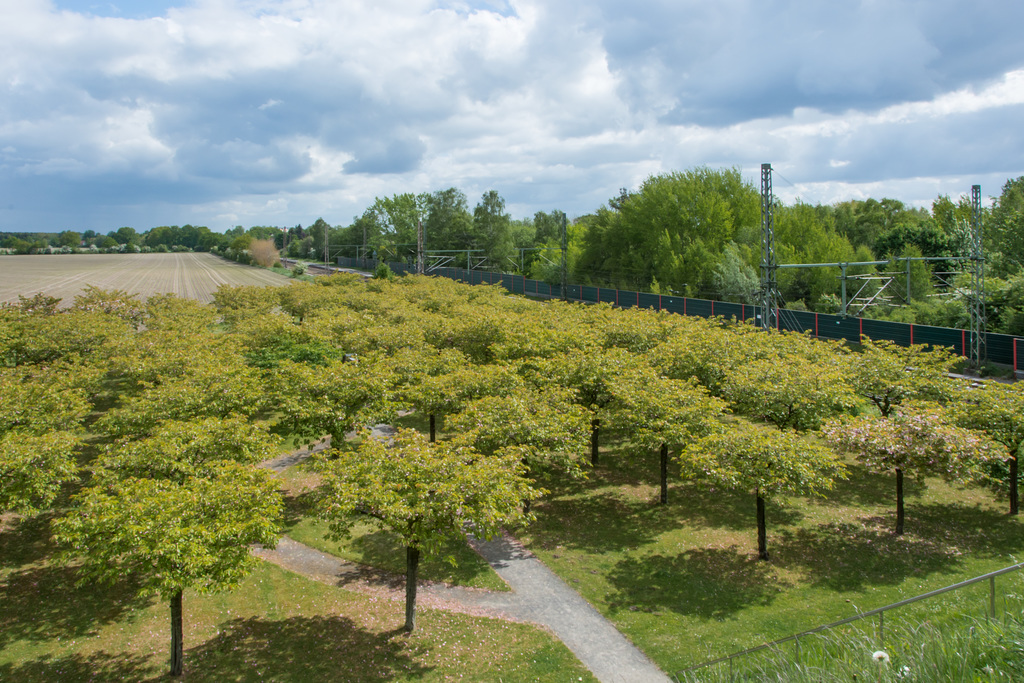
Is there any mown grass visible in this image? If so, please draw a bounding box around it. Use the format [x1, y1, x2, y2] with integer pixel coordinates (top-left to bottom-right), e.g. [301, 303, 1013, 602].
[0, 513, 593, 682]
[518, 432, 1024, 675]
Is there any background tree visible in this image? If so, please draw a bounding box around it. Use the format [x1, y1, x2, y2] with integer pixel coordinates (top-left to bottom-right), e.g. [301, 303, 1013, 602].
[313, 429, 537, 632]
[989, 176, 1024, 276]
[423, 188, 473, 259]
[822, 405, 995, 534]
[681, 420, 845, 560]
[472, 190, 515, 268]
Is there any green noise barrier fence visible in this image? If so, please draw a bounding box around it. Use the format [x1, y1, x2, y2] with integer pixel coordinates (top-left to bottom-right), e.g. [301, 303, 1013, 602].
[337, 256, 1023, 372]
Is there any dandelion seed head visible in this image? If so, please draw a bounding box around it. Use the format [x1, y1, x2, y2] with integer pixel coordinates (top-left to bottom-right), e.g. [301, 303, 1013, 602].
[873, 650, 890, 664]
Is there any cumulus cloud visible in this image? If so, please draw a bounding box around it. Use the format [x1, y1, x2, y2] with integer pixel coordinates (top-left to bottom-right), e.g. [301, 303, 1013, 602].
[1, 0, 1023, 231]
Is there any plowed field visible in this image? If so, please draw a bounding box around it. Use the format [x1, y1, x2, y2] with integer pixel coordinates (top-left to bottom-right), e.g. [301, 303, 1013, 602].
[0, 253, 290, 305]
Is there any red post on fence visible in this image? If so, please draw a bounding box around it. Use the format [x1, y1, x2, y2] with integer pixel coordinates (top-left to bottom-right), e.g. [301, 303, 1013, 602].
[711, 300, 714, 316]
[1015, 338, 1019, 373]
[910, 324, 914, 345]
[815, 313, 819, 337]
[962, 330, 967, 358]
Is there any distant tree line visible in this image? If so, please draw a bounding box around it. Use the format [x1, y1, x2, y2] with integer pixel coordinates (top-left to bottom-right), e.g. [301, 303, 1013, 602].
[3, 169, 1022, 334]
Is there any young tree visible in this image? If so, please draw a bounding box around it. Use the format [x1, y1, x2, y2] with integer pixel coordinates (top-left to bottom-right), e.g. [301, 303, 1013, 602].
[313, 429, 537, 632]
[446, 387, 591, 482]
[947, 382, 1024, 515]
[54, 463, 283, 677]
[822, 405, 995, 533]
[681, 421, 845, 560]
[271, 357, 395, 446]
[849, 337, 957, 418]
[610, 374, 727, 503]
[524, 347, 644, 466]
[722, 336, 855, 431]
[402, 362, 522, 442]
[95, 416, 279, 483]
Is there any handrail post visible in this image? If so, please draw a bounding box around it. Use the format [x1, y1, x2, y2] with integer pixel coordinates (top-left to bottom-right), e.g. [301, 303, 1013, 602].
[990, 575, 996, 620]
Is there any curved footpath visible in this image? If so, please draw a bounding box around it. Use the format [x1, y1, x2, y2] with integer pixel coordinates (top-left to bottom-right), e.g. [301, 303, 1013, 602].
[258, 435, 672, 683]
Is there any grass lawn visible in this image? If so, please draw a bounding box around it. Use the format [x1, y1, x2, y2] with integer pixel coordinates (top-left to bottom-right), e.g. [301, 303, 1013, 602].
[0, 513, 594, 682]
[518, 435, 1024, 676]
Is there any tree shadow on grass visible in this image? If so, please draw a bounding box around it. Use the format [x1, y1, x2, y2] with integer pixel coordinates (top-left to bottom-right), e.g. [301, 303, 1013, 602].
[771, 518, 964, 592]
[353, 530, 498, 589]
[0, 512, 54, 569]
[0, 561, 152, 649]
[530, 486, 804, 557]
[908, 502, 1024, 557]
[184, 616, 430, 682]
[813, 463, 926, 509]
[279, 489, 316, 535]
[0, 651, 157, 683]
[530, 492, 675, 554]
[605, 547, 784, 620]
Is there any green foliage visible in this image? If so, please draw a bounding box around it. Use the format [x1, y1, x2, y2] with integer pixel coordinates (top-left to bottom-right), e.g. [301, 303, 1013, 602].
[0, 431, 80, 514]
[95, 416, 279, 484]
[722, 333, 855, 431]
[447, 387, 591, 477]
[575, 167, 759, 294]
[681, 421, 845, 500]
[849, 337, 957, 417]
[314, 429, 538, 558]
[97, 352, 267, 438]
[373, 261, 395, 280]
[54, 461, 283, 599]
[472, 189, 514, 267]
[271, 357, 396, 445]
[823, 405, 995, 484]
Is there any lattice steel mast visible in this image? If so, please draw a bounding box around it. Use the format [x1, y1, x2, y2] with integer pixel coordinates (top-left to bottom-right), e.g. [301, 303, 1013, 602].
[969, 184, 986, 370]
[560, 212, 568, 300]
[759, 163, 780, 331]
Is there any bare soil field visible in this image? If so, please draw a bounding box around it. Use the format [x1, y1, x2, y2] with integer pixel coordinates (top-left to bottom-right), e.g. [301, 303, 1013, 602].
[0, 253, 290, 305]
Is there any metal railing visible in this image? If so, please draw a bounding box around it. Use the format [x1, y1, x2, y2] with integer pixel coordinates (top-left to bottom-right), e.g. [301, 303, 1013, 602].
[674, 561, 1024, 681]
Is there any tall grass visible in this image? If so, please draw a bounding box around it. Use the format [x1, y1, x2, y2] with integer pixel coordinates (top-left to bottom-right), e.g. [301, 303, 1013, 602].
[679, 599, 1024, 682]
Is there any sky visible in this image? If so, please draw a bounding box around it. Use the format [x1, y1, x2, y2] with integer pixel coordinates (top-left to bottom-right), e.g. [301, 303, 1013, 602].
[2, 0, 1023, 233]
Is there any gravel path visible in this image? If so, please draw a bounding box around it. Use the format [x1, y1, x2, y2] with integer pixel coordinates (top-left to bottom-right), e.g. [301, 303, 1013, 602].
[259, 435, 672, 683]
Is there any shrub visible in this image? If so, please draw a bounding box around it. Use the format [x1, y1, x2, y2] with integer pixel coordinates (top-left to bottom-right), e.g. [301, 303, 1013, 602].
[250, 239, 281, 268]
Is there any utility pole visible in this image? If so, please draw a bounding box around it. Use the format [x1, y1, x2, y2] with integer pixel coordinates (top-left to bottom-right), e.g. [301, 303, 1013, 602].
[417, 218, 425, 275]
[969, 184, 986, 370]
[560, 212, 568, 300]
[759, 163, 779, 331]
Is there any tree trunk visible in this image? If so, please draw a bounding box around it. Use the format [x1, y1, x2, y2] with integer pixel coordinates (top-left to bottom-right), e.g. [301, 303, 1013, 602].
[756, 491, 769, 561]
[895, 468, 905, 535]
[1010, 455, 1019, 516]
[590, 418, 600, 466]
[170, 589, 183, 677]
[659, 443, 669, 505]
[405, 546, 420, 633]
[429, 414, 436, 444]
